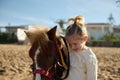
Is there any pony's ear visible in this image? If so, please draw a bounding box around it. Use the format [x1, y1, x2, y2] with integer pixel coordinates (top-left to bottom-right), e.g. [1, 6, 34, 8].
[24, 30, 34, 44]
[24, 30, 32, 38]
[47, 26, 57, 40]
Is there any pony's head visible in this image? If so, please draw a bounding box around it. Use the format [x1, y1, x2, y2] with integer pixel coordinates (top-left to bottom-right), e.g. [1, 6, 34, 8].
[25, 26, 69, 80]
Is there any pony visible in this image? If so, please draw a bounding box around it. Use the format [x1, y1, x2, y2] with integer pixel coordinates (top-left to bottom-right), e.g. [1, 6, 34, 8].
[24, 26, 70, 80]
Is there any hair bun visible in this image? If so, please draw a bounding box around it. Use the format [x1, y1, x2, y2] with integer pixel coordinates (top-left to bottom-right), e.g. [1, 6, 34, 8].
[68, 15, 85, 27]
[75, 16, 85, 26]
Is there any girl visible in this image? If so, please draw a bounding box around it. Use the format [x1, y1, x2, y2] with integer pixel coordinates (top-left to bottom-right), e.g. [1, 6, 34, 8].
[65, 15, 98, 80]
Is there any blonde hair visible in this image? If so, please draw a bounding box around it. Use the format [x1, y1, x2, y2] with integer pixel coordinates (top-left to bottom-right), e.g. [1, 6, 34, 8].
[66, 15, 87, 37]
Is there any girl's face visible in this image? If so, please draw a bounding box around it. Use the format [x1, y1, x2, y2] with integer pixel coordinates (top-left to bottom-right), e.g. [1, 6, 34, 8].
[66, 34, 86, 52]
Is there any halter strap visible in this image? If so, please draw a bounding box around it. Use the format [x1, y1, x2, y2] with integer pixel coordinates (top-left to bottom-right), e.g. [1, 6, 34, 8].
[34, 69, 53, 78]
[56, 41, 68, 70]
[59, 36, 70, 79]
[34, 65, 54, 79]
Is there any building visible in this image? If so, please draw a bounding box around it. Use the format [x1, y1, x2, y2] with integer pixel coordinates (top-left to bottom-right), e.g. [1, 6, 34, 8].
[0, 25, 28, 43]
[113, 25, 120, 37]
[86, 23, 120, 40]
[0, 25, 28, 34]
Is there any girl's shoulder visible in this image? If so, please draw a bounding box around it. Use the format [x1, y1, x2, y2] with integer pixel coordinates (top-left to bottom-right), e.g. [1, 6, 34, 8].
[81, 48, 97, 63]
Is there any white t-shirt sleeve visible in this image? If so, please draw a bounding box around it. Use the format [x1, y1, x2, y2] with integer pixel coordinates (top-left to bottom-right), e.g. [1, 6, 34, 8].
[84, 50, 98, 80]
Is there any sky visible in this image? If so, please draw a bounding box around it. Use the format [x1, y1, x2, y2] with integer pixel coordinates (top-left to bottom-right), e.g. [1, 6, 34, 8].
[0, 0, 120, 27]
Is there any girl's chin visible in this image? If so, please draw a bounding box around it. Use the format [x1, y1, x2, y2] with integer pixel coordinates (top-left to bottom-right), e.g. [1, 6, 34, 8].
[73, 49, 79, 52]
[73, 48, 84, 52]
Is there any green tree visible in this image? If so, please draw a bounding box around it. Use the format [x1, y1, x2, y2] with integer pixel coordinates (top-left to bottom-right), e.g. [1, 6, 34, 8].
[100, 33, 119, 41]
[108, 13, 115, 25]
[55, 19, 66, 32]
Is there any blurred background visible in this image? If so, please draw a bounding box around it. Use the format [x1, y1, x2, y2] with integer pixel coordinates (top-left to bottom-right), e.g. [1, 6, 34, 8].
[0, 0, 120, 80]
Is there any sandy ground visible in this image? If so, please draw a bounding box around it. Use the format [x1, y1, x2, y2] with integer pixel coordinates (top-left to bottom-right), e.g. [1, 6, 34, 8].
[0, 44, 120, 80]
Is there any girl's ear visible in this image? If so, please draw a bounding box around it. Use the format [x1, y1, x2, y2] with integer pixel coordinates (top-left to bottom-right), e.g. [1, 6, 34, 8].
[83, 36, 88, 42]
[47, 26, 57, 40]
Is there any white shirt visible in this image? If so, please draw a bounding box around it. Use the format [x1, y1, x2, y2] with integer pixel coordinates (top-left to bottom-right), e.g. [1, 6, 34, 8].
[65, 48, 98, 80]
